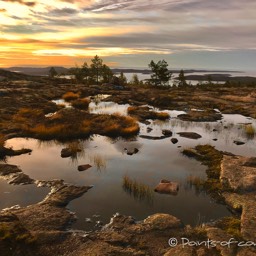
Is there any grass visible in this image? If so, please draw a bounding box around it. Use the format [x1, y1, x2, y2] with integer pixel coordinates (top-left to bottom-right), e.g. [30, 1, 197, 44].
[71, 98, 90, 110]
[216, 217, 242, 240]
[244, 124, 255, 139]
[62, 91, 80, 101]
[186, 175, 205, 195]
[89, 154, 106, 171]
[0, 134, 5, 148]
[16, 107, 139, 140]
[0, 216, 36, 254]
[127, 106, 170, 121]
[123, 175, 153, 202]
[28, 124, 66, 140]
[183, 145, 229, 201]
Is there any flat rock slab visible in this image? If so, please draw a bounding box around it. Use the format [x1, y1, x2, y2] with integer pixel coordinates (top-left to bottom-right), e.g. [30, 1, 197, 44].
[0, 164, 22, 175]
[77, 164, 92, 172]
[177, 132, 202, 139]
[221, 155, 256, 192]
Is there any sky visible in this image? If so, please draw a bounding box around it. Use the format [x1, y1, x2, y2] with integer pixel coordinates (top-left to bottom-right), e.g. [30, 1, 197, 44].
[0, 0, 256, 69]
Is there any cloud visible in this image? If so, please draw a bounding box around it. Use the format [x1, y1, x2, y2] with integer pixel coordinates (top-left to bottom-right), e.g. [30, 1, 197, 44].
[3, 0, 36, 7]
[0, 9, 7, 12]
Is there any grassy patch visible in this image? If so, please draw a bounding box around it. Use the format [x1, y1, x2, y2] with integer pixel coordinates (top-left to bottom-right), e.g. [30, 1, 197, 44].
[123, 175, 153, 202]
[244, 124, 255, 139]
[127, 106, 170, 121]
[216, 217, 242, 240]
[71, 98, 90, 110]
[183, 145, 228, 201]
[14, 107, 139, 140]
[62, 91, 80, 101]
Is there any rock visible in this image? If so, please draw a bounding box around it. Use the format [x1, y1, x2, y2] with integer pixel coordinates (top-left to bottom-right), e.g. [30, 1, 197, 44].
[105, 214, 136, 230]
[61, 147, 81, 158]
[213, 138, 218, 141]
[162, 129, 173, 137]
[154, 180, 179, 195]
[233, 140, 245, 145]
[9, 173, 34, 185]
[177, 110, 222, 122]
[206, 227, 237, 256]
[171, 138, 178, 144]
[124, 147, 139, 155]
[164, 245, 194, 256]
[223, 193, 256, 241]
[140, 135, 169, 140]
[213, 129, 218, 132]
[0, 164, 22, 176]
[177, 132, 202, 139]
[44, 184, 93, 207]
[78, 164, 92, 172]
[61, 148, 73, 158]
[144, 213, 183, 230]
[220, 155, 256, 192]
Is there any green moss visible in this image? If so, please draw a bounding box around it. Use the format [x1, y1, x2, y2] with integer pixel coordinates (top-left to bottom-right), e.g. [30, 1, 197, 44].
[182, 145, 228, 201]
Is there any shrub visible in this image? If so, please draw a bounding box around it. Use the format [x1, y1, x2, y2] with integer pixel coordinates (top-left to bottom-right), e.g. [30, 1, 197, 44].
[62, 92, 79, 101]
[71, 98, 90, 110]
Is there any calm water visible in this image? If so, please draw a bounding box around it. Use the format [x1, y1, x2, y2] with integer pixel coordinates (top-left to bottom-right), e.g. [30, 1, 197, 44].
[1, 98, 256, 231]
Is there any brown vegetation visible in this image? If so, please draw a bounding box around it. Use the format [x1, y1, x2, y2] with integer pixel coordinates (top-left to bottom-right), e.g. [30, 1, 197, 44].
[62, 91, 80, 101]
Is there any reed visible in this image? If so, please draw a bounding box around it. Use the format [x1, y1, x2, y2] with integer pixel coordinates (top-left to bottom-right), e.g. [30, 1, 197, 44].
[122, 175, 153, 202]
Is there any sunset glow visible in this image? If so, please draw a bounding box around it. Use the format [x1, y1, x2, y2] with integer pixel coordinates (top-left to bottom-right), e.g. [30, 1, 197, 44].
[0, 0, 256, 68]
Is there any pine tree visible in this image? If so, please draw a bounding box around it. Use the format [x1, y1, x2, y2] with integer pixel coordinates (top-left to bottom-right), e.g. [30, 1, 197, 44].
[148, 60, 172, 86]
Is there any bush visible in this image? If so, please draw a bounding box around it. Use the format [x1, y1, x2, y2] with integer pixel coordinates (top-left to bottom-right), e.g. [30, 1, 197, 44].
[71, 98, 90, 110]
[62, 92, 79, 101]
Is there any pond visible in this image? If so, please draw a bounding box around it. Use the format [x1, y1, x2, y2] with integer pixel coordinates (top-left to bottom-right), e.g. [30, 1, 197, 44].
[1, 96, 255, 231]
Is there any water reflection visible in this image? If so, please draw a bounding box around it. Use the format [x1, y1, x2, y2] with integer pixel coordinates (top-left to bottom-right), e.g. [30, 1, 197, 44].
[2, 98, 256, 230]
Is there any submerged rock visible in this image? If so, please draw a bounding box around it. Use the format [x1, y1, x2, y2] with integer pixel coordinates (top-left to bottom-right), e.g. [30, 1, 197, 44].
[177, 132, 202, 139]
[171, 138, 178, 144]
[162, 129, 173, 137]
[154, 179, 179, 195]
[233, 140, 245, 145]
[0, 164, 34, 185]
[124, 148, 139, 155]
[78, 164, 92, 172]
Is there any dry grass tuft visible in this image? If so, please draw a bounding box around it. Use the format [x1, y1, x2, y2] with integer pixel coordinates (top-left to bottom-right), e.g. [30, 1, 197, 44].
[62, 92, 80, 101]
[123, 175, 153, 202]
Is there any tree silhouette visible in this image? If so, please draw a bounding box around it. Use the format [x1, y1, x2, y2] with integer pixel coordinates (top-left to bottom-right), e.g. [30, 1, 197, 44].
[148, 60, 172, 86]
[49, 67, 57, 78]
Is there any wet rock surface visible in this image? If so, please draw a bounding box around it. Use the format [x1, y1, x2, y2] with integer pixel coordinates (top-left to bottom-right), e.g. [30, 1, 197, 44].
[221, 155, 256, 192]
[154, 180, 179, 195]
[178, 109, 222, 122]
[177, 132, 202, 139]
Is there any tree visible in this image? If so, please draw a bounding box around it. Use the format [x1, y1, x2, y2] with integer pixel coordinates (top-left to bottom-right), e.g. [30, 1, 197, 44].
[130, 74, 140, 85]
[49, 67, 57, 78]
[119, 72, 127, 86]
[90, 55, 103, 84]
[81, 62, 90, 84]
[102, 64, 113, 83]
[178, 69, 187, 87]
[69, 65, 84, 83]
[148, 60, 172, 86]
